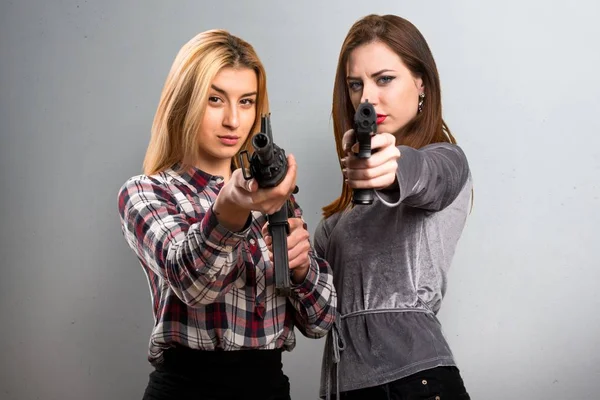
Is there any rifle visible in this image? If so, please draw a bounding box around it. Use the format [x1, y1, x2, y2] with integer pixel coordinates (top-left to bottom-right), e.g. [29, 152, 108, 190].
[238, 114, 297, 296]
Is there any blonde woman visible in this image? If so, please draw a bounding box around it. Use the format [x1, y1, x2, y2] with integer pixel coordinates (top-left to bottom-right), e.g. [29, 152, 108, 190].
[117, 30, 336, 400]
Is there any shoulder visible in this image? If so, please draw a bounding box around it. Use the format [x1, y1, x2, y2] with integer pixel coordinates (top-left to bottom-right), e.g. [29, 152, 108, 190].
[315, 211, 343, 238]
[118, 171, 170, 198]
[417, 142, 468, 161]
[422, 142, 470, 167]
[313, 212, 345, 257]
[117, 170, 181, 215]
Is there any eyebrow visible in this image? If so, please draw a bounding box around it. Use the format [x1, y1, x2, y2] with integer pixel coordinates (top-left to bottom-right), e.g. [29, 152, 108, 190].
[346, 69, 396, 81]
[210, 84, 257, 98]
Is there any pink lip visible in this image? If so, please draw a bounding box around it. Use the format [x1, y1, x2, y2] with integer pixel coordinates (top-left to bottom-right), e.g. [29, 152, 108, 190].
[218, 136, 239, 146]
[376, 114, 387, 124]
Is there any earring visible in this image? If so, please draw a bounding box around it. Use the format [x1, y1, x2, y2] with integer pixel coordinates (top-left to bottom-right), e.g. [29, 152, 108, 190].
[418, 92, 425, 113]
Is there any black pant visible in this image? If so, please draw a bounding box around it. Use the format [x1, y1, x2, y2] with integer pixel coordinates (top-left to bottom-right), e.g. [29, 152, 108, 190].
[338, 366, 470, 400]
[142, 346, 290, 400]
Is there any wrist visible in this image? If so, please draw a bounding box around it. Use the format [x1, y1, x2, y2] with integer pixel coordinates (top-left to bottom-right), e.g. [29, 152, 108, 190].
[381, 175, 399, 192]
[291, 264, 310, 284]
[213, 192, 250, 232]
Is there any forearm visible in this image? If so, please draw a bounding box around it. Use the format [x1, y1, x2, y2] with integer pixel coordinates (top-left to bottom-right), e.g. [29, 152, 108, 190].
[375, 143, 470, 210]
[287, 253, 337, 338]
[120, 181, 251, 307]
[156, 206, 250, 306]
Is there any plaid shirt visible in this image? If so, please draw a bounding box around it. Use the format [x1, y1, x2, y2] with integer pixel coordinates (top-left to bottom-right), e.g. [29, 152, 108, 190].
[117, 164, 336, 364]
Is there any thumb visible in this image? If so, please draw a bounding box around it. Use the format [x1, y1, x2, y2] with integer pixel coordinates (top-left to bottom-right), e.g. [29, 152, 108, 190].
[372, 132, 396, 150]
[245, 178, 258, 193]
[342, 129, 356, 152]
[232, 168, 258, 193]
[286, 154, 297, 175]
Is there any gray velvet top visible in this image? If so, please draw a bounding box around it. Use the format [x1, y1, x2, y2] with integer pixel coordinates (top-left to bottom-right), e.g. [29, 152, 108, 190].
[315, 142, 472, 399]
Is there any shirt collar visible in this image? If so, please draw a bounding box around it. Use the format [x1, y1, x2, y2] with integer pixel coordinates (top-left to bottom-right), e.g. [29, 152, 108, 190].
[171, 162, 225, 189]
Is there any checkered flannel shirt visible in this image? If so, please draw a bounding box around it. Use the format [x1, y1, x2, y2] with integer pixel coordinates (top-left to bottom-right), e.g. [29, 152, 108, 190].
[117, 164, 336, 363]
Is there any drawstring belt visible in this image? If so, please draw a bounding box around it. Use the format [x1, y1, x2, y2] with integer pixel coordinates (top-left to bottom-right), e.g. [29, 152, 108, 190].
[323, 320, 345, 400]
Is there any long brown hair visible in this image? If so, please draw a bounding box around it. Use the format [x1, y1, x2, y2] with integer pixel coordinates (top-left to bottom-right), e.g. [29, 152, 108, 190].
[323, 14, 456, 218]
[143, 29, 269, 176]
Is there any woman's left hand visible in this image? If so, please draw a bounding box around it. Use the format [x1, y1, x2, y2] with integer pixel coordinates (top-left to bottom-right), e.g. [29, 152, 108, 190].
[341, 129, 400, 190]
[262, 217, 311, 283]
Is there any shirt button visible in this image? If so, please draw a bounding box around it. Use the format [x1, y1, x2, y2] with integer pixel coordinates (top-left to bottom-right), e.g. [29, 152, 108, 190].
[422, 379, 427, 385]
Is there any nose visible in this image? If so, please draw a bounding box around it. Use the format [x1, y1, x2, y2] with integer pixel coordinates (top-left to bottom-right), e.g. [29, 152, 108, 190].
[360, 82, 378, 106]
[222, 104, 240, 130]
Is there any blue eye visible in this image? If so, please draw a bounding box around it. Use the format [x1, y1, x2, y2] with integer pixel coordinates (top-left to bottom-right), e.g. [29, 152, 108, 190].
[377, 76, 395, 84]
[348, 81, 363, 91]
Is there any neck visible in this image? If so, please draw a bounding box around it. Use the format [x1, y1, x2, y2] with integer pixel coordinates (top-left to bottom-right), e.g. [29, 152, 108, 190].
[186, 157, 232, 183]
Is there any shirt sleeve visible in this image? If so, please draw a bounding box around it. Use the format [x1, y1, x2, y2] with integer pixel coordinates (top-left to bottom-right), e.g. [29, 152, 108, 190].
[375, 142, 470, 211]
[313, 217, 329, 261]
[285, 196, 337, 339]
[117, 176, 250, 307]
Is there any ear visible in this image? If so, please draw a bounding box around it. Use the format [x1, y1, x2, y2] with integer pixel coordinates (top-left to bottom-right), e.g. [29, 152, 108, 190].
[414, 75, 424, 93]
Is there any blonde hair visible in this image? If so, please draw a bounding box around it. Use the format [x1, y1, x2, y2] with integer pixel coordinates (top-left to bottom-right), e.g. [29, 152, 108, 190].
[143, 29, 269, 175]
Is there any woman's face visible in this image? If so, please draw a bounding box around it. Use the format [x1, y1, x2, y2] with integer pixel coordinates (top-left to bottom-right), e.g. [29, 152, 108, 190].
[196, 66, 258, 168]
[346, 41, 423, 136]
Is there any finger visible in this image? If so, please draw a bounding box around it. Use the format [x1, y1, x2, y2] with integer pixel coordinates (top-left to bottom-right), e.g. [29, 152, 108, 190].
[247, 179, 258, 192]
[287, 218, 305, 232]
[346, 172, 397, 190]
[370, 133, 396, 151]
[263, 234, 272, 247]
[341, 129, 355, 152]
[287, 227, 310, 253]
[346, 132, 394, 154]
[288, 242, 310, 270]
[252, 155, 297, 206]
[285, 218, 307, 243]
[344, 133, 395, 161]
[283, 154, 298, 196]
[232, 169, 258, 193]
[289, 256, 310, 271]
[345, 144, 399, 170]
[345, 160, 397, 181]
[286, 153, 297, 170]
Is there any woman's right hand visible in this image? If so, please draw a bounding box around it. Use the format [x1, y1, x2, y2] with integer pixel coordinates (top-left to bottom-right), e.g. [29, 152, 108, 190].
[341, 129, 400, 191]
[213, 154, 298, 231]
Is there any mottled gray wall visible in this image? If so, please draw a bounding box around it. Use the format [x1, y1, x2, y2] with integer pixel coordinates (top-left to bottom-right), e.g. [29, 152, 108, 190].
[1, 1, 599, 399]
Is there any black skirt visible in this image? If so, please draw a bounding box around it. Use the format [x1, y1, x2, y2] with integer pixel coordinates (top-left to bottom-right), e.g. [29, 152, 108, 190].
[142, 346, 290, 400]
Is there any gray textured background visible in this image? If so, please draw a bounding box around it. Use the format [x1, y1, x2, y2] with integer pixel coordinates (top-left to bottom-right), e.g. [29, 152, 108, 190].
[1, 1, 599, 399]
